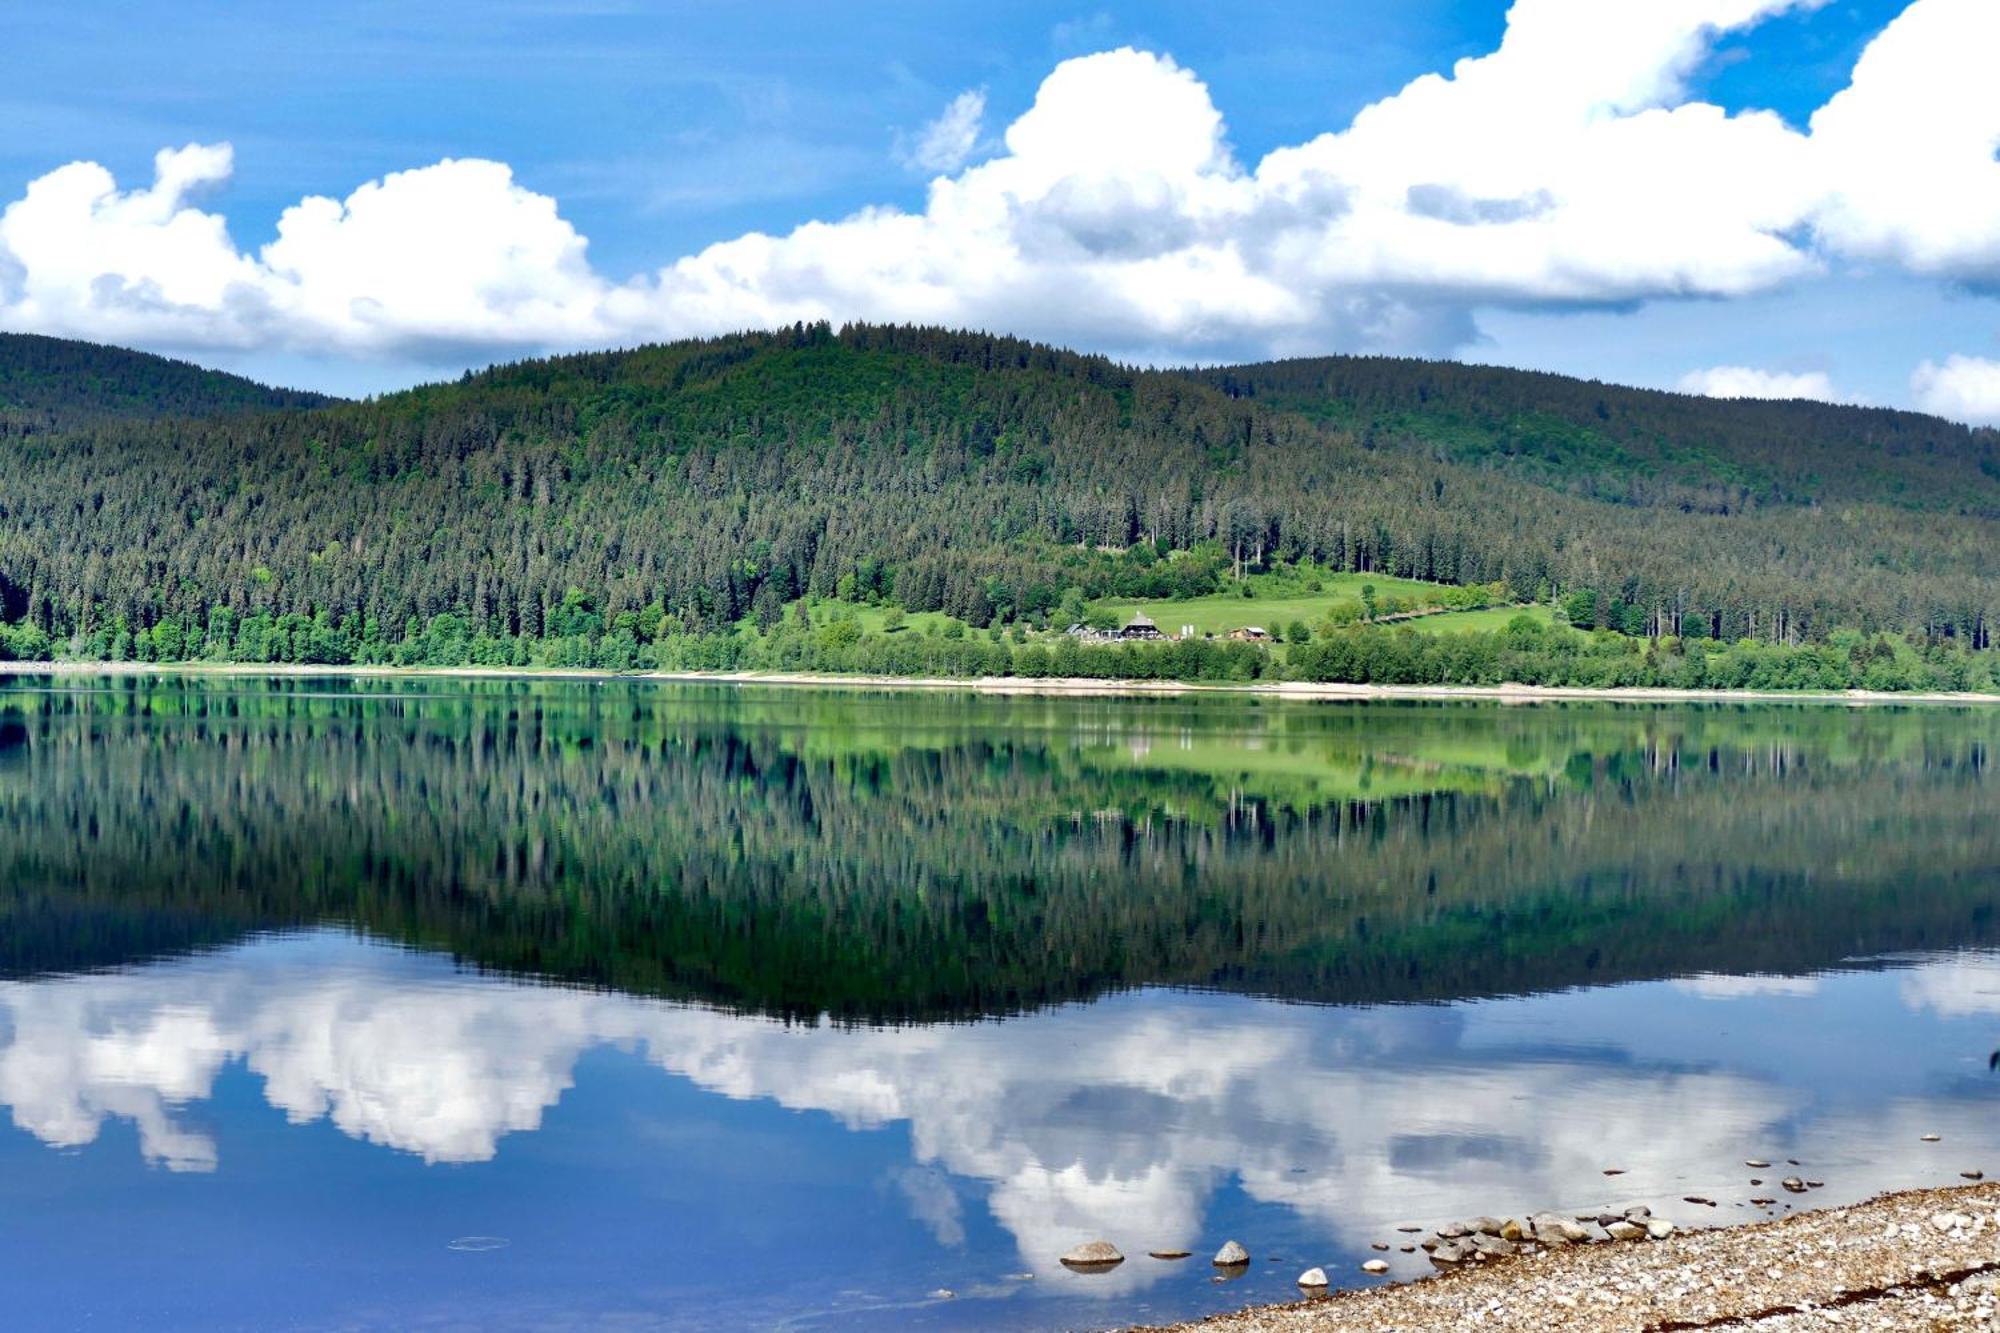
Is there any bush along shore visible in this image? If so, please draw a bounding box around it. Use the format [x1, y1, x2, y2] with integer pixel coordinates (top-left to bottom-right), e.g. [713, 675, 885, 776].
[1138, 1181, 2000, 1332]
[4, 605, 1998, 694]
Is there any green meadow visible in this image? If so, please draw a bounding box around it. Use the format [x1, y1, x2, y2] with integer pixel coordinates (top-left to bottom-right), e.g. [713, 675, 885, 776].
[1093, 571, 1449, 637]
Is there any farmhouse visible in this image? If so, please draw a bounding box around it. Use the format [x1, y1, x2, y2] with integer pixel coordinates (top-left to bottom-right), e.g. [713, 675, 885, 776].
[1118, 613, 1166, 641]
[1228, 626, 1272, 643]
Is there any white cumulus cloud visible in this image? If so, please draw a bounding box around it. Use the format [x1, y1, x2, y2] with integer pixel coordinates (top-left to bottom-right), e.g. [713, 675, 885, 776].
[1912, 355, 2000, 425]
[0, 0, 1997, 368]
[1677, 365, 1850, 403]
[1808, 0, 2000, 284]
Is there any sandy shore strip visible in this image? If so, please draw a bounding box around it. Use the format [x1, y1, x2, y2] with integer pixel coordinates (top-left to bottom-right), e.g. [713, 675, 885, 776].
[2, 660, 1998, 707]
[1145, 1183, 2000, 1332]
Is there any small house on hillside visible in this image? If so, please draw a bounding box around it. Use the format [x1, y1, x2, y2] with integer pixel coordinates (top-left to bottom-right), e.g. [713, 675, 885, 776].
[1229, 625, 1271, 643]
[1119, 613, 1166, 641]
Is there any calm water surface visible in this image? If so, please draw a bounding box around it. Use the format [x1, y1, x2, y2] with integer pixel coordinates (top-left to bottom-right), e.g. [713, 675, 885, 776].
[1, 677, 1998, 1329]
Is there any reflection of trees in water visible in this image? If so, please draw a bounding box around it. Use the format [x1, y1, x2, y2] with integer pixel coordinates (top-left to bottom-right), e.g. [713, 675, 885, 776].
[1, 677, 1996, 1022]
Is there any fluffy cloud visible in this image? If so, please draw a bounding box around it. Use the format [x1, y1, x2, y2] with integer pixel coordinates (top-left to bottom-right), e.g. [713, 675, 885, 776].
[1912, 355, 2000, 425]
[1, 0, 1998, 368]
[1677, 366, 1850, 403]
[0, 145, 610, 354]
[900, 89, 987, 175]
[1808, 0, 2000, 283]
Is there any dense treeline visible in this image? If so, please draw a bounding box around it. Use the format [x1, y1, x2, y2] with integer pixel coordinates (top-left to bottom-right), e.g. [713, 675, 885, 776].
[0, 331, 330, 428]
[4, 679, 1999, 1020]
[7, 597, 1989, 693]
[3, 323, 1999, 671]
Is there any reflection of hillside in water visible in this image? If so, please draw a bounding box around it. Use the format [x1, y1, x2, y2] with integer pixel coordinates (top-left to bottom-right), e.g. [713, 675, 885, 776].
[7, 934, 2000, 1298]
[2, 677, 1998, 1022]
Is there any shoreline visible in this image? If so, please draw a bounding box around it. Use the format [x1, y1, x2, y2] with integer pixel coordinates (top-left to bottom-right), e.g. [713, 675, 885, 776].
[1150, 1181, 2000, 1331]
[2, 659, 1998, 706]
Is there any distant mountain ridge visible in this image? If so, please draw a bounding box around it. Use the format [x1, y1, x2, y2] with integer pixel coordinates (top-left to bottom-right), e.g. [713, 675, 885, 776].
[0, 332, 334, 426]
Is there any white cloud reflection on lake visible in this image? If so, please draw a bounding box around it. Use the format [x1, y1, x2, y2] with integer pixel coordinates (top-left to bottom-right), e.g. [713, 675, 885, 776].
[2, 934, 1997, 1293]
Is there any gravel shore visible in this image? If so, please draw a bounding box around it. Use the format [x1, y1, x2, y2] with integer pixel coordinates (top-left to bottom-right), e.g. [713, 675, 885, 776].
[1145, 1183, 2000, 1332]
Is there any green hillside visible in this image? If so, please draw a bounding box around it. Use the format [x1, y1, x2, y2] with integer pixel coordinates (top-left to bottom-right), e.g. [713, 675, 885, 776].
[0, 323, 1996, 688]
[0, 331, 333, 426]
[1191, 354, 2000, 514]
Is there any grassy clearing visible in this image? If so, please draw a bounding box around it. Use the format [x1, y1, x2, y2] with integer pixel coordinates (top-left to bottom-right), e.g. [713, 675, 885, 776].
[756, 597, 970, 637]
[780, 580, 1552, 646]
[1398, 604, 1557, 635]
[1095, 571, 1444, 637]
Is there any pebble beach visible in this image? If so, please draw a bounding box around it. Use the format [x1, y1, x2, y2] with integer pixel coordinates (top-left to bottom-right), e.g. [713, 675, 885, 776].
[1140, 1183, 2000, 1332]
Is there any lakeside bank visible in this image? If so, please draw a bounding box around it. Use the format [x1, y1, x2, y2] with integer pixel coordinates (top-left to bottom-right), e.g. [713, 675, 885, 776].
[4, 659, 2000, 706]
[1152, 1182, 2000, 1332]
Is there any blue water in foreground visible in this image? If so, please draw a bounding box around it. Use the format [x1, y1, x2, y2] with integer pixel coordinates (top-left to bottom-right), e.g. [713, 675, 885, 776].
[1, 676, 1997, 1328]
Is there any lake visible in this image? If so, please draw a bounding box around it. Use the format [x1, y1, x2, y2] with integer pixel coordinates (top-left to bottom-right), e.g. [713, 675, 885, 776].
[2, 675, 1998, 1330]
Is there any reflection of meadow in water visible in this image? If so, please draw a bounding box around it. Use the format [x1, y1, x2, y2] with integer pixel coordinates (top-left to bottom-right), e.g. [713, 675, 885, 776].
[6, 932, 1999, 1309]
[4, 678, 2000, 1021]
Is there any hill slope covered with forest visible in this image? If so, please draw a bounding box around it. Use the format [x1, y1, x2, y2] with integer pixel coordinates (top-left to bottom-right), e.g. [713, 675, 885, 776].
[0, 332, 333, 427]
[0, 323, 1997, 685]
[1191, 355, 2000, 514]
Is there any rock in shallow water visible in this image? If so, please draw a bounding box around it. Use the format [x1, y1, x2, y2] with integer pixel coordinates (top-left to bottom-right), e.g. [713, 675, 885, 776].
[1297, 1266, 1328, 1287]
[1360, 1259, 1390, 1275]
[1213, 1240, 1250, 1266]
[1060, 1241, 1124, 1269]
[1147, 1249, 1191, 1260]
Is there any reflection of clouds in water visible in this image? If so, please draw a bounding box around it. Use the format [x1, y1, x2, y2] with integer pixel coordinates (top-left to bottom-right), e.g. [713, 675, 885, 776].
[1674, 972, 1823, 1000]
[1900, 960, 2000, 1018]
[4, 939, 1999, 1294]
[895, 1165, 967, 1248]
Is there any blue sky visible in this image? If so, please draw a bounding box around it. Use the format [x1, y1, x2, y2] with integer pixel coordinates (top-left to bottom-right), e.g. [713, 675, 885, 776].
[1, 0, 1996, 419]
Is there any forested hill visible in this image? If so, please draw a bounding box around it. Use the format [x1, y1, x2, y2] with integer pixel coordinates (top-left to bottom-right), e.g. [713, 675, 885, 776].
[0, 332, 333, 426]
[1, 322, 1998, 665]
[1192, 355, 2000, 514]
